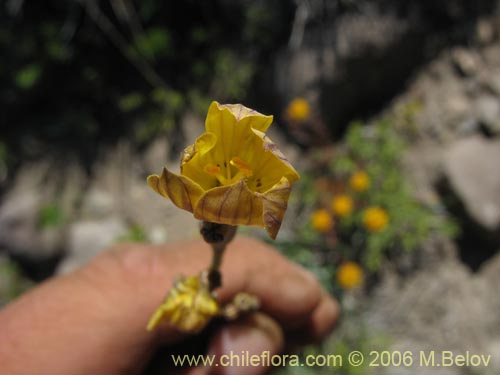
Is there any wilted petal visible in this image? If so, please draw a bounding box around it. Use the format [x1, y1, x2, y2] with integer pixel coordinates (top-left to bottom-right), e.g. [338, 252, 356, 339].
[257, 176, 292, 240]
[194, 179, 263, 226]
[146, 275, 220, 333]
[147, 168, 205, 213]
[207, 101, 273, 132]
[257, 130, 299, 184]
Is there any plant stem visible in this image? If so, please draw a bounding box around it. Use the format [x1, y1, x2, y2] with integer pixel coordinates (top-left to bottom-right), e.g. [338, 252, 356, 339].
[200, 222, 237, 291]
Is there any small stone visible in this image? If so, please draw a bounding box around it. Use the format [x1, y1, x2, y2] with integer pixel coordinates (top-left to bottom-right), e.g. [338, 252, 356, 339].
[475, 95, 500, 135]
[81, 189, 116, 218]
[0, 193, 64, 259]
[484, 70, 500, 95]
[443, 136, 500, 232]
[476, 19, 495, 45]
[142, 136, 170, 174]
[451, 48, 481, 76]
[148, 226, 168, 244]
[57, 217, 128, 274]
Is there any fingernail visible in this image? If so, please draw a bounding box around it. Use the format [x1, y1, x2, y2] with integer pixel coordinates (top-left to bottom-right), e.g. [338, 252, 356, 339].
[209, 314, 283, 375]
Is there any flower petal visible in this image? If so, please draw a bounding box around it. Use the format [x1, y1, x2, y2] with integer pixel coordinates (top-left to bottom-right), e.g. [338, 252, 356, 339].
[256, 176, 292, 240]
[246, 130, 300, 192]
[194, 179, 263, 226]
[181, 132, 219, 190]
[147, 168, 205, 213]
[205, 102, 273, 162]
[217, 102, 273, 132]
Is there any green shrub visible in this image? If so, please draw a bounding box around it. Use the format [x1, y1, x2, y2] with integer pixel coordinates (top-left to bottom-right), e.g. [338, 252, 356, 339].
[38, 203, 65, 229]
[0, 257, 33, 306]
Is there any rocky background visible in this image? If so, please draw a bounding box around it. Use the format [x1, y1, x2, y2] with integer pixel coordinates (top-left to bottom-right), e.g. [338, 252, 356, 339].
[1, 1, 500, 374]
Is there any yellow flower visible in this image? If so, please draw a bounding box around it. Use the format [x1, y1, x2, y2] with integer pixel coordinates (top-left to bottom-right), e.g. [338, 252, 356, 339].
[331, 195, 354, 217]
[363, 207, 389, 232]
[311, 209, 334, 233]
[147, 275, 220, 333]
[286, 98, 310, 121]
[337, 261, 363, 289]
[349, 171, 370, 192]
[148, 101, 300, 239]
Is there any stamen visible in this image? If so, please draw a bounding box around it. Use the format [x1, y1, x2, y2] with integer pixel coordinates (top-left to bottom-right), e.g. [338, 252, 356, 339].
[230, 156, 253, 177]
[204, 164, 221, 176]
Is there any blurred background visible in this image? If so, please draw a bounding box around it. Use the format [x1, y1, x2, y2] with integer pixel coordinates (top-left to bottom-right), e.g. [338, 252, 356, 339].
[1, 0, 500, 374]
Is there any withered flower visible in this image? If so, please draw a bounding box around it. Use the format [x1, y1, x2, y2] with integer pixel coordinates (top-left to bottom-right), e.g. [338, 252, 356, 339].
[148, 101, 299, 239]
[147, 275, 220, 333]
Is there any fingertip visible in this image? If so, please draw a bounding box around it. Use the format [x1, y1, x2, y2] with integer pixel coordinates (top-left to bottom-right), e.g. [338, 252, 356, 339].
[258, 265, 322, 327]
[218, 237, 324, 330]
[207, 313, 284, 375]
[304, 293, 340, 342]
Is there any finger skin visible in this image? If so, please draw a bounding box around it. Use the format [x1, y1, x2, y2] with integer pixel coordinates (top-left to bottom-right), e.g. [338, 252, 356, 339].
[206, 312, 284, 375]
[0, 237, 338, 375]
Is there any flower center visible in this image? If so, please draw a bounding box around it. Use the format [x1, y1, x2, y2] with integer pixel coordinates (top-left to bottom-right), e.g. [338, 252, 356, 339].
[203, 156, 253, 186]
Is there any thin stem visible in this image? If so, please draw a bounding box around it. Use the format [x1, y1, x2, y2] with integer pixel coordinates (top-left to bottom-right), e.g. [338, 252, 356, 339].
[200, 222, 237, 291]
[210, 242, 226, 272]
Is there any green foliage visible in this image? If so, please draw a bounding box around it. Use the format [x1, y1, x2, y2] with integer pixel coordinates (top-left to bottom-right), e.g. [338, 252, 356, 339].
[133, 109, 174, 144]
[38, 204, 65, 229]
[0, 257, 33, 306]
[132, 27, 171, 61]
[45, 40, 70, 62]
[282, 119, 457, 298]
[329, 121, 457, 270]
[273, 312, 389, 375]
[188, 89, 213, 116]
[211, 50, 255, 101]
[273, 240, 336, 294]
[151, 88, 184, 110]
[1, 1, 289, 166]
[15, 65, 42, 89]
[117, 224, 149, 243]
[118, 92, 145, 112]
[129, 88, 185, 143]
[41, 22, 71, 62]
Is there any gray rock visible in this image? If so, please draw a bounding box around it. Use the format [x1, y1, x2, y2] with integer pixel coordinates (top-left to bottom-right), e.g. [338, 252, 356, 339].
[443, 136, 500, 232]
[80, 189, 116, 218]
[123, 174, 200, 243]
[77, 140, 201, 247]
[478, 250, 500, 297]
[0, 193, 47, 256]
[474, 95, 500, 135]
[367, 240, 500, 375]
[142, 136, 170, 175]
[270, 1, 498, 141]
[451, 47, 481, 76]
[57, 216, 128, 274]
[476, 18, 496, 45]
[0, 160, 84, 260]
[181, 112, 205, 149]
[483, 68, 500, 96]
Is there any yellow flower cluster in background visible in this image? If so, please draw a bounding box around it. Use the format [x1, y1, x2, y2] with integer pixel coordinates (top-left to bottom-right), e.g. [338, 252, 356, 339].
[309, 170, 391, 236]
[349, 170, 370, 192]
[363, 207, 389, 232]
[311, 209, 334, 233]
[336, 261, 364, 289]
[331, 195, 353, 217]
[286, 97, 311, 121]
